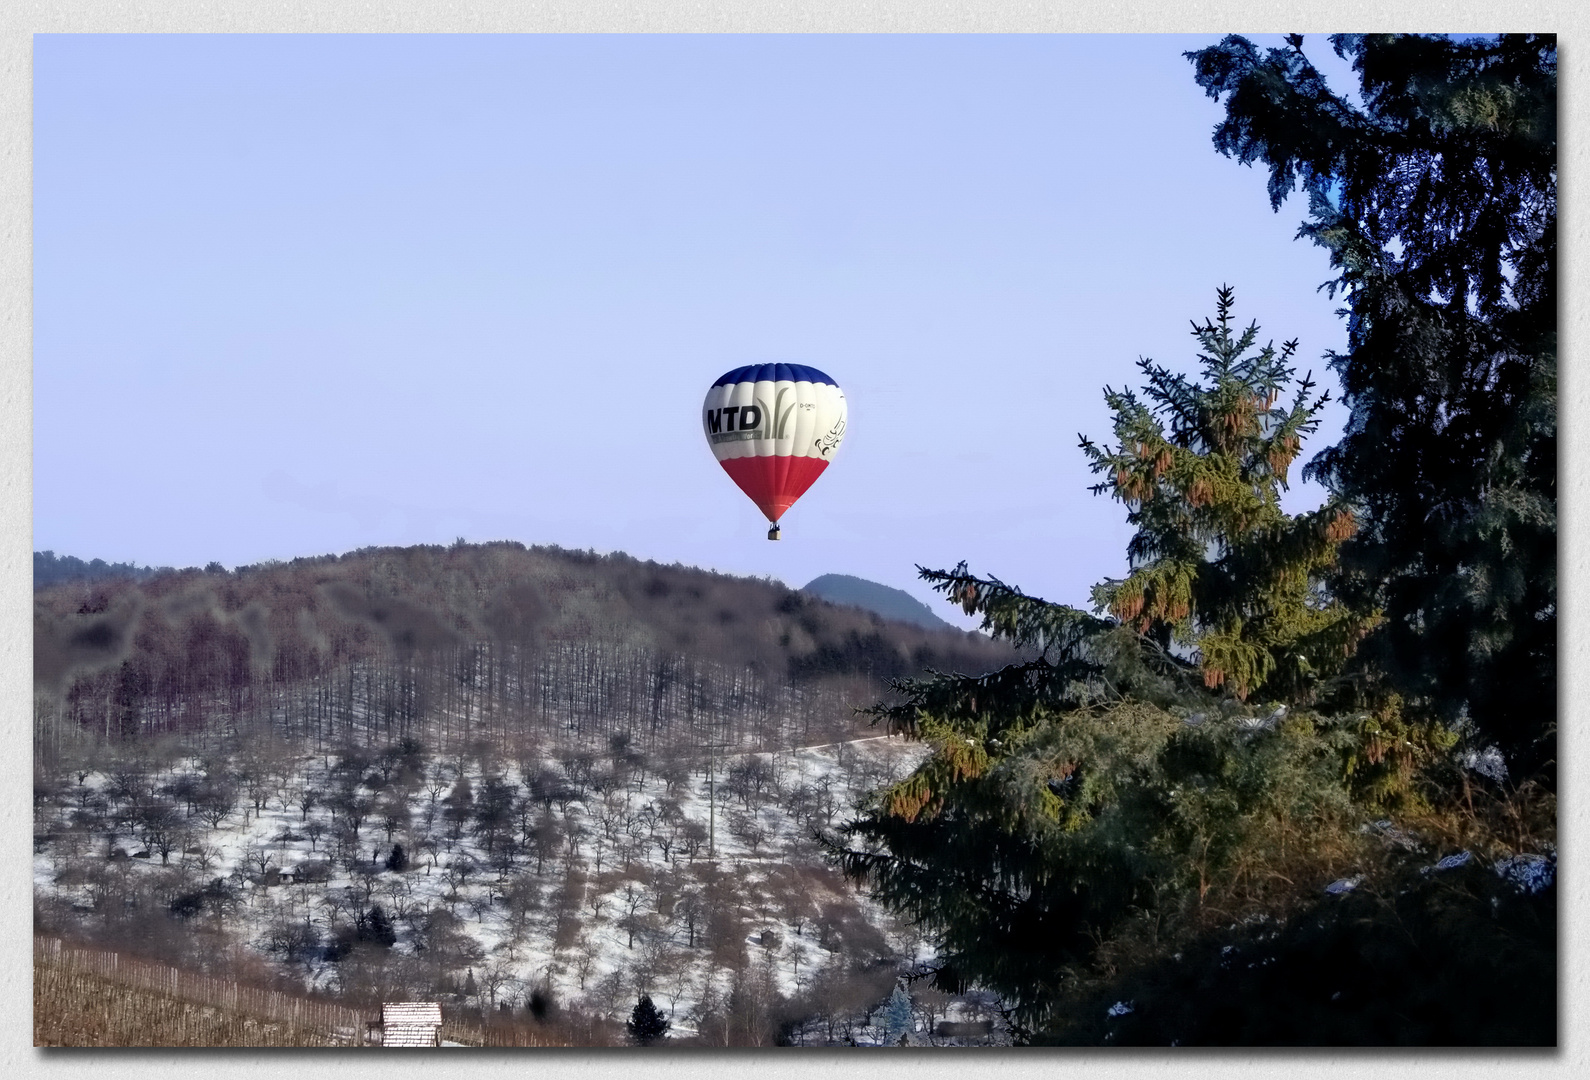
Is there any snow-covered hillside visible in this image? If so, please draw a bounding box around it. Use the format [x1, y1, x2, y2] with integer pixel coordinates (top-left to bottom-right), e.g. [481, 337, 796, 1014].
[34, 733, 1011, 1045]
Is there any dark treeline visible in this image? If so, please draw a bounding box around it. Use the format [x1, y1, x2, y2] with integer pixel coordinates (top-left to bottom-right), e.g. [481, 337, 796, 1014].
[34, 541, 1014, 767]
[35, 550, 175, 589]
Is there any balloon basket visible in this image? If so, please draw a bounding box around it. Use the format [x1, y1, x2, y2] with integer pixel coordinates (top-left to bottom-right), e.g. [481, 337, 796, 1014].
[767, 524, 781, 541]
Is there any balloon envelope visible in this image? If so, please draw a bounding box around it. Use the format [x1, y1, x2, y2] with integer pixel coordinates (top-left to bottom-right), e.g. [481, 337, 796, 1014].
[703, 363, 847, 525]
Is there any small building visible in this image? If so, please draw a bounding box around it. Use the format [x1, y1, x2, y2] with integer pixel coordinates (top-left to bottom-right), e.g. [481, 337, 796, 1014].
[373, 1002, 443, 1047]
[936, 1020, 994, 1041]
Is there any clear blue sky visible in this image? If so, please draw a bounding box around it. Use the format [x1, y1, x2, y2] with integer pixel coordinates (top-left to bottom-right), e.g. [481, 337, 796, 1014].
[34, 33, 1363, 626]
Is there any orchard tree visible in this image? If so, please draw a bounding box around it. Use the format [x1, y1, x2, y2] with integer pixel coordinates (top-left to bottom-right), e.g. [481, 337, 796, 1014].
[1187, 33, 1557, 777]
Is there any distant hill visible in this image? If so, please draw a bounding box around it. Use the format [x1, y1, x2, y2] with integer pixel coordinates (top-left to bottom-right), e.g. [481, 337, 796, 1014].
[802, 573, 955, 632]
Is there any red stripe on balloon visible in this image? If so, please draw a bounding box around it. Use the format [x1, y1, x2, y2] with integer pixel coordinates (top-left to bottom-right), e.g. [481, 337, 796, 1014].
[718, 454, 830, 522]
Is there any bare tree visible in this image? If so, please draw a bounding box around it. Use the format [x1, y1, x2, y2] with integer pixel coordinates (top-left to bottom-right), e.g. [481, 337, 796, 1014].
[196, 783, 237, 828]
[530, 806, 562, 875]
[617, 873, 652, 949]
[287, 776, 318, 820]
[188, 842, 222, 875]
[374, 790, 409, 844]
[334, 791, 373, 840]
[679, 820, 706, 863]
[382, 875, 415, 922]
[135, 800, 181, 866]
[675, 889, 705, 950]
[351, 861, 381, 905]
[423, 764, 449, 808]
[562, 936, 594, 992]
[480, 958, 514, 1007]
[320, 890, 353, 936]
[243, 843, 275, 879]
[501, 876, 539, 943]
[416, 834, 441, 875]
[727, 810, 768, 857]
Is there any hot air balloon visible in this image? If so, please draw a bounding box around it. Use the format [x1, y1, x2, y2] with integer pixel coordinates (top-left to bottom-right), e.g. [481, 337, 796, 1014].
[703, 363, 847, 539]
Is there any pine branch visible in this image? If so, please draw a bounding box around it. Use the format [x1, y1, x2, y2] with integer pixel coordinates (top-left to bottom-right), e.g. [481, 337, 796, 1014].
[917, 563, 1110, 658]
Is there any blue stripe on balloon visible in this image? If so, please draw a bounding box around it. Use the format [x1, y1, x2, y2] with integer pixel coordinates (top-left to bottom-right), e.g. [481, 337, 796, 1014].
[711, 363, 838, 388]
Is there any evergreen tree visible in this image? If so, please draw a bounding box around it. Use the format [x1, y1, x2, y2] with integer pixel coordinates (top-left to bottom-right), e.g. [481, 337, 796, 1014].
[830, 293, 1371, 1036]
[626, 994, 671, 1045]
[445, 774, 475, 828]
[881, 984, 914, 1044]
[1080, 286, 1375, 702]
[357, 904, 397, 948]
[1186, 34, 1556, 778]
[386, 842, 408, 872]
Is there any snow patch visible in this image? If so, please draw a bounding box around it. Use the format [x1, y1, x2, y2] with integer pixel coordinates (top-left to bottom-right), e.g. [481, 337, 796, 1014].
[1423, 851, 1473, 874]
[1494, 852, 1554, 894]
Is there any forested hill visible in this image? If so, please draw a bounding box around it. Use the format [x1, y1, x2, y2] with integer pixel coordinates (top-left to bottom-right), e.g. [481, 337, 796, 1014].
[34, 541, 1014, 764]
